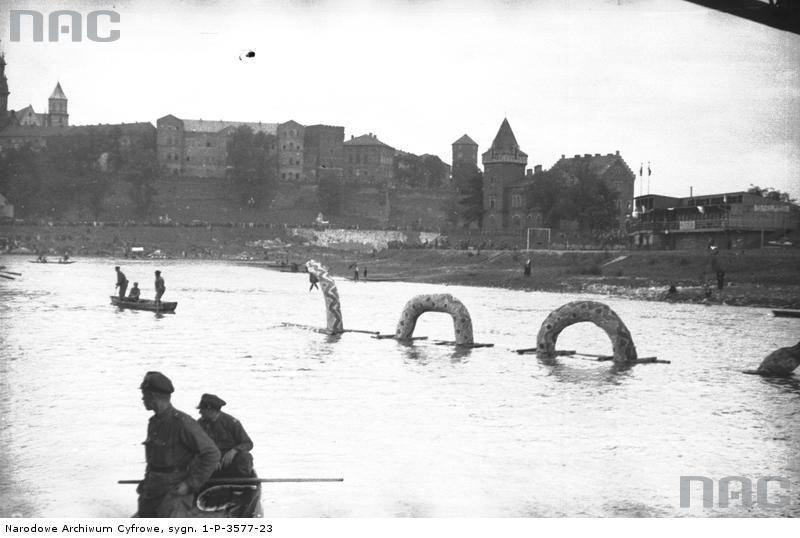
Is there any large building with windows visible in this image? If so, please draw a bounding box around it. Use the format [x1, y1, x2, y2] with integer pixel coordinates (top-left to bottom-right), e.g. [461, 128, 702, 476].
[343, 133, 395, 185]
[156, 115, 277, 178]
[629, 191, 799, 249]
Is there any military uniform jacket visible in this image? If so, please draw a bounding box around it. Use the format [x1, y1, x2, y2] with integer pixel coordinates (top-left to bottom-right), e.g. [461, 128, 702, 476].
[144, 405, 220, 491]
[198, 412, 254, 455]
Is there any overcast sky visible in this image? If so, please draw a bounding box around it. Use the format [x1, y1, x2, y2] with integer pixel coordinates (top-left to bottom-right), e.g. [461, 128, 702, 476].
[1, 0, 798, 199]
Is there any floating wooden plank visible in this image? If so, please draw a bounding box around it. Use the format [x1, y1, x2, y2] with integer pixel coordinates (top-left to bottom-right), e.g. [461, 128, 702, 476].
[433, 341, 494, 348]
[372, 334, 429, 341]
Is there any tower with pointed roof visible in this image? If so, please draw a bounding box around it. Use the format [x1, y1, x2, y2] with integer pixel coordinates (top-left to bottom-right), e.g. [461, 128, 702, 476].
[47, 82, 68, 127]
[0, 53, 10, 130]
[452, 134, 478, 169]
[481, 118, 527, 230]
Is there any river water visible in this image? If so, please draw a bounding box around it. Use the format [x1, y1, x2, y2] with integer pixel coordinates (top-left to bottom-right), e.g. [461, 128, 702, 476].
[0, 257, 797, 517]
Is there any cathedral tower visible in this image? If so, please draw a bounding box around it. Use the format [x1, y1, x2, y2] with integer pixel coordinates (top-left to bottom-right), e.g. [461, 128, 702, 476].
[481, 118, 527, 230]
[48, 82, 68, 127]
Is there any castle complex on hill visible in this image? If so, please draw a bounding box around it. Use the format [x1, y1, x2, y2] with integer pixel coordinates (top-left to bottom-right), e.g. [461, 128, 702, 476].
[0, 53, 639, 232]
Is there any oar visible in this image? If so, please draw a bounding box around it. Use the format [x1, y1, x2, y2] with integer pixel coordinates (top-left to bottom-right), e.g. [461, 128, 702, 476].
[0, 273, 15, 280]
[0, 270, 22, 276]
[118, 477, 343, 485]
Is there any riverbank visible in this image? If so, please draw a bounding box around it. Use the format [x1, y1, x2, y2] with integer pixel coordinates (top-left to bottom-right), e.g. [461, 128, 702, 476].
[2, 223, 799, 309]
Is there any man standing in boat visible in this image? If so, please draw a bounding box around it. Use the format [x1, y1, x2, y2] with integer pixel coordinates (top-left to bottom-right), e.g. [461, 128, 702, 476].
[115, 266, 128, 300]
[197, 393, 255, 478]
[154, 270, 166, 305]
[138, 372, 220, 517]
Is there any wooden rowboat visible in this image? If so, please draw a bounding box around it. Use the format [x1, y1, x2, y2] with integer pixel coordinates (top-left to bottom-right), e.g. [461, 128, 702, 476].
[110, 295, 177, 313]
[29, 259, 76, 264]
[194, 477, 263, 518]
[773, 309, 800, 318]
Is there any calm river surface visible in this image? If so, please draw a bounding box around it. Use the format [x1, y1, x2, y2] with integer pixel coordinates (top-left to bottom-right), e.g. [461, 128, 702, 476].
[0, 257, 798, 517]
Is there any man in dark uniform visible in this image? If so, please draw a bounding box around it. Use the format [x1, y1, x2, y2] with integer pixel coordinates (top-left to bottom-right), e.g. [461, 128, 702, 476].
[197, 393, 255, 478]
[115, 266, 128, 300]
[154, 270, 166, 304]
[137, 372, 220, 517]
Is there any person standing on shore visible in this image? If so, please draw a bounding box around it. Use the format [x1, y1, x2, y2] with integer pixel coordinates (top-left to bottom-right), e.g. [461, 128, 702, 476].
[154, 270, 166, 304]
[524, 258, 532, 277]
[115, 266, 129, 300]
[353, 263, 359, 281]
[137, 372, 220, 518]
[710, 248, 725, 290]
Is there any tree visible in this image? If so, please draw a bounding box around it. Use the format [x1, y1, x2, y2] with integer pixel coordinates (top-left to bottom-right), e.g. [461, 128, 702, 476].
[227, 126, 277, 207]
[317, 169, 342, 216]
[452, 161, 484, 227]
[747, 185, 795, 202]
[0, 144, 45, 217]
[532, 164, 620, 232]
[530, 170, 570, 228]
[123, 148, 161, 218]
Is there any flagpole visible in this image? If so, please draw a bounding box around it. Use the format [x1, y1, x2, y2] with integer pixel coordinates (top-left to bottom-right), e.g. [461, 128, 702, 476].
[647, 161, 651, 195]
[638, 162, 643, 197]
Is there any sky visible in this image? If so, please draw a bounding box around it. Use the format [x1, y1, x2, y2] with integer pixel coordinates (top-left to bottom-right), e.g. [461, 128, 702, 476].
[0, 0, 798, 200]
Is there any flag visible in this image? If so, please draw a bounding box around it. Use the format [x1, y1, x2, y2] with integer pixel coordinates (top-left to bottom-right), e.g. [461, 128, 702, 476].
[639, 164, 643, 177]
[647, 162, 651, 176]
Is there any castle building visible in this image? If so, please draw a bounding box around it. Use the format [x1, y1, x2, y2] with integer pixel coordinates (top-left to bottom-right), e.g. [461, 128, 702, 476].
[343, 133, 395, 185]
[452, 134, 478, 170]
[156, 115, 277, 178]
[1, 81, 69, 128]
[277, 120, 305, 182]
[303, 124, 345, 183]
[481, 118, 528, 231]
[476, 118, 635, 232]
[549, 152, 636, 229]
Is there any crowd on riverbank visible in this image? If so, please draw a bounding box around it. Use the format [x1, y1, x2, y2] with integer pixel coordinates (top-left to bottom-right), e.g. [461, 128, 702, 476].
[2, 223, 799, 309]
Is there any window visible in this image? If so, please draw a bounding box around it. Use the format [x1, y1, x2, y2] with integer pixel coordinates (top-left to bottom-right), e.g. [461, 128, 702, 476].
[295, 173, 300, 180]
[490, 176, 495, 185]
[512, 215, 521, 228]
[282, 172, 286, 180]
[489, 196, 496, 209]
[512, 194, 522, 208]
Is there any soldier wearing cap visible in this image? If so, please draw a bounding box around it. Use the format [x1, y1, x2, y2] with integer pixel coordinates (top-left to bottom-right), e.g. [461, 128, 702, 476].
[197, 393, 255, 478]
[115, 266, 128, 300]
[154, 270, 166, 305]
[137, 372, 220, 517]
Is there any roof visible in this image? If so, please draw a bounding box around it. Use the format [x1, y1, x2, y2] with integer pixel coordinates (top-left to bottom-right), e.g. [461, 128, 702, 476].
[453, 134, 477, 146]
[181, 119, 277, 134]
[482, 118, 527, 160]
[551, 152, 634, 179]
[344, 134, 394, 150]
[50, 82, 67, 100]
[0, 122, 155, 138]
[490, 119, 520, 152]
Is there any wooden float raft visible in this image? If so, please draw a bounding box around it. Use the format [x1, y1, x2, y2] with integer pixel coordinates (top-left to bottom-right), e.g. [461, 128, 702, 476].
[514, 347, 670, 364]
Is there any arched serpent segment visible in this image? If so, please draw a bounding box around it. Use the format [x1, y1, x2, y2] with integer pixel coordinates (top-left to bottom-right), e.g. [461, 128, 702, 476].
[394, 293, 474, 346]
[305, 260, 344, 334]
[536, 301, 638, 364]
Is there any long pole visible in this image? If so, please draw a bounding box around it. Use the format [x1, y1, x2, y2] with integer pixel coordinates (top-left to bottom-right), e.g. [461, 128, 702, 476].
[118, 478, 343, 485]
